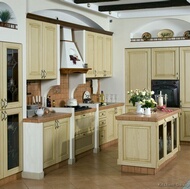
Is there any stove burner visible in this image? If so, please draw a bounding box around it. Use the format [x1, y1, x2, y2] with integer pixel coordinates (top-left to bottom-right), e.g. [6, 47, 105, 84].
[64, 105, 91, 112]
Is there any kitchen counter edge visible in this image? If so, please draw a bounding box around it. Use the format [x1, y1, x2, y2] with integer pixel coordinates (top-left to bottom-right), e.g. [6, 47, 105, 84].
[23, 112, 72, 123]
[116, 108, 181, 122]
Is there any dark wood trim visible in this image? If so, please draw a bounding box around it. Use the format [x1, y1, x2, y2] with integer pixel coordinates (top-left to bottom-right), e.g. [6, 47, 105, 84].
[26, 13, 113, 36]
[60, 68, 92, 74]
[99, 0, 190, 11]
[74, 0, 119, 3]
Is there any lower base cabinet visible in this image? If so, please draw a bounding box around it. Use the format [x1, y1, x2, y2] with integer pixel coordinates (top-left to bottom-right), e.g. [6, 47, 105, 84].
[43, 118, 70, 168]
[117, 113, 179, 172]
[99, 106, 124, 145]
[0, 108, 23, 179]
[180, 108, 190, 141]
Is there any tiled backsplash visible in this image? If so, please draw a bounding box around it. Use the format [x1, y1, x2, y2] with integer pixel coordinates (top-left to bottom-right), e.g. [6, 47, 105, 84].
[27, 75, 100, 107]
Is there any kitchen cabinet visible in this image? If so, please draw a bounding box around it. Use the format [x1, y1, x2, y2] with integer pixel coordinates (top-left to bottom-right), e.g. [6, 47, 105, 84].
[180, 108, 190, 141]
[152, 47, 179, 80]
[43, 118, 70, 168]
[75, 112, 95, 155]
[26, 19, 57, 80]
[0, 42, 22, 109]
[0, 42, 23, 179]
[74, 30, 112, 78]
[116, 110, 180, 174]
[99, 105, 124, 145]
[125, 48, 151, 109]
[179, 47, 190, 141]
[0, 108, 23, 179]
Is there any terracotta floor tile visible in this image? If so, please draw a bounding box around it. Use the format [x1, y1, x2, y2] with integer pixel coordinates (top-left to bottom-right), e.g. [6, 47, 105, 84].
[0, 143, 190, 189]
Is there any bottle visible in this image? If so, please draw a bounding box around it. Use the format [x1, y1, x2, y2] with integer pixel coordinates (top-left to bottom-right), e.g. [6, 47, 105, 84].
[47, 96, 51, 107]
[100, 91, 105, 105]
[52, 100, 55, 107]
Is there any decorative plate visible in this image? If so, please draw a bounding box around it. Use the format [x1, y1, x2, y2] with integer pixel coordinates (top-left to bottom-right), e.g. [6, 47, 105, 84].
[158, 29, 174, 38]
[184, 30, 190, 39]
[142, 32, 151, 41]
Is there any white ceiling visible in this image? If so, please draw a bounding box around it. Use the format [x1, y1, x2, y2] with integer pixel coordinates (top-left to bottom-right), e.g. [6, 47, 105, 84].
[61, 0, 190, 18]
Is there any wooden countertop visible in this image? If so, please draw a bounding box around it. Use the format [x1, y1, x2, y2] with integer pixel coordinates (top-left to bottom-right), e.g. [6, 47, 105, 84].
[75, 108, 96, 116]
[116, 108, 181, 122]
[23, 112, 72, 123]
[99, 103, 124, 110]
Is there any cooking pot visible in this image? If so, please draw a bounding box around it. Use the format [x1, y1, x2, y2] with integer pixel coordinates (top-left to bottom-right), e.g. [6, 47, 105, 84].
[67, 98, 78, 106]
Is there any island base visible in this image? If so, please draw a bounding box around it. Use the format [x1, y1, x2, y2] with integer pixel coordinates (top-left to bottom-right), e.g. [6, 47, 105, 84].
[121, 153, 177, 175]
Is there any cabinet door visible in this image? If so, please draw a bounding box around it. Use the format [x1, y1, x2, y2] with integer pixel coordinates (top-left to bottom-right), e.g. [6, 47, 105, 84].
[103, 35, 112, 77]
[85, 31, 96, 78]
[152, 48, 179, 80]
[1, 42, 22, 109]
[106, 108, 115, 142]
[56, 118, 70, 162]
[0, 111, 3, 179]
[43, 22, 57, 79]
[125, 48, 151, 106]
[180, 109, 190, 141]
[180, 47, 190, 107]
[43, 121, 56, 168]
[114, 106, 123, 138]
[3, 108, 23, 178]
[96, 33, 104, 77]
[26, 19, 42, 79]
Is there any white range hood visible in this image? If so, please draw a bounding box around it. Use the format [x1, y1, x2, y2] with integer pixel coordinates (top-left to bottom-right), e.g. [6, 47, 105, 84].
[60, 27, 87, 99]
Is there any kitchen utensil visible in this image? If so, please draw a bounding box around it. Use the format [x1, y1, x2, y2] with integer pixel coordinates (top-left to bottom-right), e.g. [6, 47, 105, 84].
[35, 107, 44, 117]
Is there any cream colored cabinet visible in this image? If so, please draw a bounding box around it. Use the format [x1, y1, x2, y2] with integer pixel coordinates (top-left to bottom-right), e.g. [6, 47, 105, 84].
[179, 47, 190, 141]
[0, 108, 23, 179]
[26, 19, 57, 80]
[152, 47, 179, 80]
[180, 47, 190, 108]
[125, 48, 151, 108]
[99, 106, 124, 145]
[0, 42, 22, 109]
[43, 118, 70, 168]
[180, 108, 190, 141]
[99, 110, 107, 145]
[117, 113, 179, 171]
[74, 31, 112, 78]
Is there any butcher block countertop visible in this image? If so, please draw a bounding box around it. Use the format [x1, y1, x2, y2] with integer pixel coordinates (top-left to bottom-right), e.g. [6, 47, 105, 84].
[23, 112, 72, 123]
[116, 108, 181, 122]
[99, 103, 124, 110]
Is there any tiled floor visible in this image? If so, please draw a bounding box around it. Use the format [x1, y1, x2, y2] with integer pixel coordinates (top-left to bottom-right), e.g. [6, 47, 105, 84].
[0, 144, 190, 189]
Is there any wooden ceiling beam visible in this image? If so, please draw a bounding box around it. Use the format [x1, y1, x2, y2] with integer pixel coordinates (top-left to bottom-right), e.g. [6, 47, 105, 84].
[74, 0, 119, 4]
[98, 0, 190, 11]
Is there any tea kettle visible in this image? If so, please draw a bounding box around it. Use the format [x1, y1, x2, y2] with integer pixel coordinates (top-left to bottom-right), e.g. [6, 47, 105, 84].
[35, 107, 44, 117]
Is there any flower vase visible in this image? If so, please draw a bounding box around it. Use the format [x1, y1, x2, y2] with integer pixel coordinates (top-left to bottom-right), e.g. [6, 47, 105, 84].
[144, 108, 151, 115]
[135, 102, 143, 114]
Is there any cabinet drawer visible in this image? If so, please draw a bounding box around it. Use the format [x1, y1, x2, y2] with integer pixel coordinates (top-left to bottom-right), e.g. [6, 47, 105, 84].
[99, 111, 106, 118]
[99, 119, 106, 127]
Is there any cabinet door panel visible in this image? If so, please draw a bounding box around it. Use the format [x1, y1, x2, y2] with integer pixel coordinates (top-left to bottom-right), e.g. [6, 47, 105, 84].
[43, 22, 57, 79]
[152, 48, 179, 79]
[125, 49, 151, 106]
[43, 121, 56, 168]
[26, 19, 42, 79]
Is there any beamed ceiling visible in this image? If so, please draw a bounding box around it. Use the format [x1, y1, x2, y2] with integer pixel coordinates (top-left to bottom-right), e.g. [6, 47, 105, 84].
[73, 0, 190, 11]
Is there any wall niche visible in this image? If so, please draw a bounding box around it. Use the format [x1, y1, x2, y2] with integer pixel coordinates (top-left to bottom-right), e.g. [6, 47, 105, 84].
[0, 2, 17, 29]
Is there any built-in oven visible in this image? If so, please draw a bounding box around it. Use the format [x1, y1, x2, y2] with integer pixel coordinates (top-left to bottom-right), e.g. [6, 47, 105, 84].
[75, 112, 95, 155]
[151, 80, 180, 107]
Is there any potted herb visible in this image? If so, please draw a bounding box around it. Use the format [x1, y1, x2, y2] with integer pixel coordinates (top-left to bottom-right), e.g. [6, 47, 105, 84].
[0, 10, 12, 23]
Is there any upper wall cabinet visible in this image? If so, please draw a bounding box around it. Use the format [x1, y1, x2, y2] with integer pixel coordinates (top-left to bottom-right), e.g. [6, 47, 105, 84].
[125, 48, 151, 106]
[152, 47, 179, 80]
[74, 30, 112, 78]
[26, 19, 57, 80]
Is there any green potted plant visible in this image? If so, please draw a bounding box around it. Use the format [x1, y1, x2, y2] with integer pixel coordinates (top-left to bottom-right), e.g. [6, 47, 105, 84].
[0, 10, 12, 23]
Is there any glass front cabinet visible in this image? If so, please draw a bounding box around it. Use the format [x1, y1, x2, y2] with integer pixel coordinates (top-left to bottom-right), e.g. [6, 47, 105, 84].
[0, 42, 23, 179]
[158, 114, 179, 167]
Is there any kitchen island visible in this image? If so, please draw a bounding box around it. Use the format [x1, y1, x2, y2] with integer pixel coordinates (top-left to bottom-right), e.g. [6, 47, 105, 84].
[116, 108, 181, 175]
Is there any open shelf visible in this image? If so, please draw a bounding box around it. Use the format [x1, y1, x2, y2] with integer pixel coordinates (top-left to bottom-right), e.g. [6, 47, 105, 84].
[0, 22, 17, 30]
[60, 68, 91, 74]
[131, 36, 190, 42]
